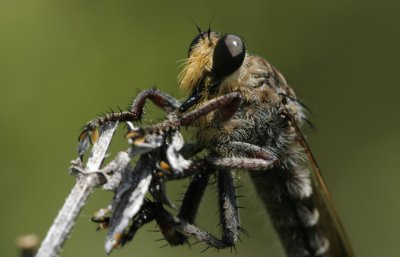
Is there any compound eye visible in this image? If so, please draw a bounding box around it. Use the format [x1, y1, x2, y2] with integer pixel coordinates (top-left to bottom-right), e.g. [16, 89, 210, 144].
[188, 32, 207, 57]
[212, 34, 245, 78]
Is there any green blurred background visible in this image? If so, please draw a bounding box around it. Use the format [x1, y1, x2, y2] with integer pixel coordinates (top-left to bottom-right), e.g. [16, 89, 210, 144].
[1, 1, 399, 256]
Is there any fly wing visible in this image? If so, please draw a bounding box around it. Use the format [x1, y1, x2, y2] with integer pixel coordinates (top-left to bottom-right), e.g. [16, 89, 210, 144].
[296, 127, 355, 257]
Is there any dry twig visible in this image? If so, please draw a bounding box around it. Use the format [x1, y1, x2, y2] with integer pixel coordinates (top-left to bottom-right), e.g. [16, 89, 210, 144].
[35, 122, 118, 257]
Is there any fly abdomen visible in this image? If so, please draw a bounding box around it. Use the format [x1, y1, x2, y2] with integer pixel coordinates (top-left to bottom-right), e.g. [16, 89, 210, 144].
[249, 167, 329, 257]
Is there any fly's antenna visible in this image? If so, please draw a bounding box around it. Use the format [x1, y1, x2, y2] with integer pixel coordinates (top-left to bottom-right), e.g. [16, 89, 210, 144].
[189, 15, 204, 39]
[207, 15, 215, 41]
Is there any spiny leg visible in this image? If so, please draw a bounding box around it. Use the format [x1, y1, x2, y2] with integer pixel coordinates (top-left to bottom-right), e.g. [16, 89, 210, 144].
[217, 169, 240, 247]
[207, 156, 277, 171]
[81, 91, 242, 143]
[170, 154, 277, 248]
[162, 166, 213, 246]
[115, 159, 240, 249]
[123, 92, 244, 155]
[79, 91, 243, 160]
[129, 88, 181, 120]
[134, 200, 225, 247]
[178, 169, 212, 224]
[214, 141, 277, 160]
[153, 166, 242, 248]
[80, 89, 179, 134]
[105, 153, 275, 250]
[78, 89, 181, 154]
[163, 153, 278, 181]
[136, 92, 243, 133]
[160, 153, 278, 247]
[110, 92, 244, 149]
[156, 168, 241, 249]
[179, 92, 242, 125]
[134, 181, 240, 249]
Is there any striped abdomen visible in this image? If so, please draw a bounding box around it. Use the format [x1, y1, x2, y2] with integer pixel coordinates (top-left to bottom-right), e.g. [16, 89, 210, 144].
[249, 167, 329, 257]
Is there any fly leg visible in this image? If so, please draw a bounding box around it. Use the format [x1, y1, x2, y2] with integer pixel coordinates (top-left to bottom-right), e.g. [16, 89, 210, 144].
[214, 141, 277, 160]
[108, 151, 276, 250]
[79, 89, 180, 140]
[179, 92, 242, 125]
[79, 91, 242, 156]
[206, 157, 277, 170]
[145, 168, 241, 249]
[78, 89, 181, 154]
[128, 88, 181, 120]
[118, 157, 242, 249]
[216, 168, 240, 247]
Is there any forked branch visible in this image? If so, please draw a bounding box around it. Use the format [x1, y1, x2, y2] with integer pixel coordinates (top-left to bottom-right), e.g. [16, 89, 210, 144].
[35, 122, 118, 257]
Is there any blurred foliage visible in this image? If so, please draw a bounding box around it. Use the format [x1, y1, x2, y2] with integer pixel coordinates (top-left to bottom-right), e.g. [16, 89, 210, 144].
[1, 1, 399, 257]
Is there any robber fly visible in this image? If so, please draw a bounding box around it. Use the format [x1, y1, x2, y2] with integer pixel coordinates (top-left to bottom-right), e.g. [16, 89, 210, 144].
[176, 28, 355, 257]
[78, 27, 354, 257]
